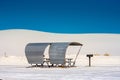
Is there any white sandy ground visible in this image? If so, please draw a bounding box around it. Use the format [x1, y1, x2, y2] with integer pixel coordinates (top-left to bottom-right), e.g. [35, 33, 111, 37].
[0, 65, 120, 80]
[0, 29, 120, 80]
[0, 56, 120, 80]
[0, 56, 120, 66]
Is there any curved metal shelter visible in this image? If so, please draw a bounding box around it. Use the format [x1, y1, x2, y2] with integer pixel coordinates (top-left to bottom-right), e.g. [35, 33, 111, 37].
[49, 42, 83, 65]
[25, 42, 83, 67]
[25, 43, 50, 64]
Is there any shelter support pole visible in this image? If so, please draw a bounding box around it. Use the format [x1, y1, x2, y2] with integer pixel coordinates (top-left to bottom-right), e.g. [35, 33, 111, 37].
[73, 46, 82, 66]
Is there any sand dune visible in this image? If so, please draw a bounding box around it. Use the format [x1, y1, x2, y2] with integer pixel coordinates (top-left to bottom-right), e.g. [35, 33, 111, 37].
[0, 29, 120, 66]
[0, 29, 120, 56]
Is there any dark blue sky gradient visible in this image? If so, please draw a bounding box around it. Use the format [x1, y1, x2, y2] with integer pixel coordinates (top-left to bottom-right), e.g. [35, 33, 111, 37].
[0, 0, 120, 33]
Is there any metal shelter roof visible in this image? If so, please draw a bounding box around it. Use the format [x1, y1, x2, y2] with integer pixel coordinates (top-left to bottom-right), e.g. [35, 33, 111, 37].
[25, 43, 50, 64]
[49, 42, 82, 65]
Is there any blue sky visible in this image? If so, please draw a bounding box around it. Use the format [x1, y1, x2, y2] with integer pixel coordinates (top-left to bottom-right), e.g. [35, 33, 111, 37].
[0, 0, 120, 33]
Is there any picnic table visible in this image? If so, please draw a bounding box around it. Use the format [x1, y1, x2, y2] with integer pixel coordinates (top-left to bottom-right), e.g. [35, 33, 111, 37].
[66, 58, 73, 66]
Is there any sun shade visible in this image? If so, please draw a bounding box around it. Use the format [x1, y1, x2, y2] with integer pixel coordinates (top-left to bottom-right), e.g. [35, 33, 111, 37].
[25, 42, 83, 65]
[25, 43, 50, 64]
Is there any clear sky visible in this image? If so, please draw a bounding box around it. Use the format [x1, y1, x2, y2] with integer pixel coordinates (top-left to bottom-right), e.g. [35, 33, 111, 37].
[0, 0, 120, 33]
